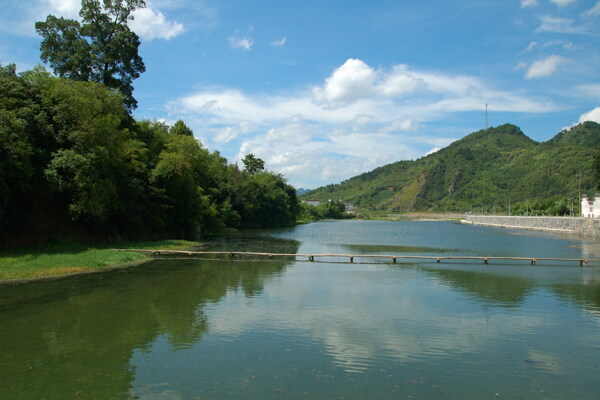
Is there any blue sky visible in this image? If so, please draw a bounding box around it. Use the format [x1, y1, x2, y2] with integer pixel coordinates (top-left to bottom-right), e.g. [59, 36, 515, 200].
[1, 0, 599, 188]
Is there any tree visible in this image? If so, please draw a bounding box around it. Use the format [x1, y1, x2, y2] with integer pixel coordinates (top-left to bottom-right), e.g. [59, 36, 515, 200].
[170, 120, 194, 136]
[35, 0, 146, 111]
[242, 153, 265, 175]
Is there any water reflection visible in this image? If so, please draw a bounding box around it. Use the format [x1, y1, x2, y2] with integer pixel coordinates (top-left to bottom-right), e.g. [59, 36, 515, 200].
[425, 267, 534, 306]
[0, 237, 299, 400]
[2, 222, 600, 399]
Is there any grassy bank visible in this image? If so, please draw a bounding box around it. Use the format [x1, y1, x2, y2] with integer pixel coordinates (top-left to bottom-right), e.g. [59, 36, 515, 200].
[0, 240, 198, 284]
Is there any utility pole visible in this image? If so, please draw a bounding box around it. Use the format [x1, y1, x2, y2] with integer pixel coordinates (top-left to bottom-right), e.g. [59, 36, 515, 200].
[579, 171, 582, 217]
[570, 195, 574, 217]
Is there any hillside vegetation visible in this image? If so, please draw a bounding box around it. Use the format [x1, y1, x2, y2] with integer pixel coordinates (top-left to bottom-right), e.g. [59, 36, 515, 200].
[303, 122, 600, 214]
[0, 64, 299, 247]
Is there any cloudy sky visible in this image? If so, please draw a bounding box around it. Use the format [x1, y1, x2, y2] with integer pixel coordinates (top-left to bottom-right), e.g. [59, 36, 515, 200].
[1, 0, 599, 188]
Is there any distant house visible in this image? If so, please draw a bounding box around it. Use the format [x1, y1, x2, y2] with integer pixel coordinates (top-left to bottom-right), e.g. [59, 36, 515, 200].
[581, 194, 600, 218]
[304, 200, 322, 207]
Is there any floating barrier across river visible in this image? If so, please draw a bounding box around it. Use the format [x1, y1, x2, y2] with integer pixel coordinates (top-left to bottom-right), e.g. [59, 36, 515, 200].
[117, 249, 599, 267]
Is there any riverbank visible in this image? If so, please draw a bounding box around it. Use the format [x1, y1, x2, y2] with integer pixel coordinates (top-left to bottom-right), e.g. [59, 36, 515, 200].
[381, 212, 463, 221]
[0, 240, 199, 286]
[461, 215, 600, 235]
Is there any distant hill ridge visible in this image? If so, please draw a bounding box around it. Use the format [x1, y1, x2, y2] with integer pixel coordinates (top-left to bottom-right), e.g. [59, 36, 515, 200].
[302, 122, 600, 212]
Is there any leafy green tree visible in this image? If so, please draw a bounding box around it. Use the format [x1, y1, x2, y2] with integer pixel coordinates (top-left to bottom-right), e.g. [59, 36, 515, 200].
[41, 77, 134, 230]
[315, 200, 349, 219]
[0, 64, 54, 239]
[234, 172, 299, 228]
[35, 0, 146, 111]
[170, 120, 194, 136]
[242, 153, 265, 175]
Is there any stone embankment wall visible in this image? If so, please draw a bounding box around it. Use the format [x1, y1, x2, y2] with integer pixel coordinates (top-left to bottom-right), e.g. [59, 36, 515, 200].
[461, 215, 600, 235]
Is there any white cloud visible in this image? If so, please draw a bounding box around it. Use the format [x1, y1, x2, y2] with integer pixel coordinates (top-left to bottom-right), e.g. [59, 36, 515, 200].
[271, 37, 287, 47]
[380, 119, 421, 133]
[550, 0, 576, 6]
[515, 61, 528, 71]
[583, 1, 600, 18]
[579, 107, 600, 123]
[46, 0, 80, 17]
[575, 83, 600, 98]
[213, 122, 255, 143]
[312, 59, 378, 108]
[525, 41, 538, 52]
[521, 0, 539, 7]
[525, 55, 566, 79]
[167, 59, 561, 187]
[536, 16, 587, 34]
[130, 8, 184, 40]
[228, 36, 253, 50]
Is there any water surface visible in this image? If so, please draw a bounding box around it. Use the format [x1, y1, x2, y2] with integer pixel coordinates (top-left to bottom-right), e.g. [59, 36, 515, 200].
[1, 220, 599, 399]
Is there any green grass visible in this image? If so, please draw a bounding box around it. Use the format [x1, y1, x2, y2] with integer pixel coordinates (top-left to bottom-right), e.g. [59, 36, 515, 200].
[0, 239, 198, 282]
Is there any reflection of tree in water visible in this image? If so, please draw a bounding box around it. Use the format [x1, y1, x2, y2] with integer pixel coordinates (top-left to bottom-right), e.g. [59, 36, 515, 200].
[0, 238, 299, 399]
[551, 280, 600, 314]
[424, 268, 534, 306]
[199, 233, 301, 254]
[337, 243, 465, 255]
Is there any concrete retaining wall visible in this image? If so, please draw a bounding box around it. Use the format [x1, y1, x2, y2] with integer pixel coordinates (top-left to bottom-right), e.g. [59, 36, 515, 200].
[461, 215, 600, 235]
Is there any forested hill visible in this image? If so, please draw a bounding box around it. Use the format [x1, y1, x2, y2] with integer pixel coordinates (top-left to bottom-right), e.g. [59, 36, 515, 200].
[302, 122, 600, 214]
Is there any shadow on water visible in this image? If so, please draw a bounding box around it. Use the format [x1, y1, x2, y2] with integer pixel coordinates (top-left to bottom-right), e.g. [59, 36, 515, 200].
[0, 236, 299, 400]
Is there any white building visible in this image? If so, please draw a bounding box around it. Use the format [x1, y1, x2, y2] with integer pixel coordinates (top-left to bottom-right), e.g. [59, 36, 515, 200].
[581, 194, 600, 218]
[304, 200, 322, 207]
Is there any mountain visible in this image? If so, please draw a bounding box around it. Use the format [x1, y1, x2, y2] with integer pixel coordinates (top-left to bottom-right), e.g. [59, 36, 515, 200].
[302, 122, 600, 213]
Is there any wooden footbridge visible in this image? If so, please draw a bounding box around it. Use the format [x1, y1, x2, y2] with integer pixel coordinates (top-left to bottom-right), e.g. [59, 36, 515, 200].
[118, 249, 599, 267]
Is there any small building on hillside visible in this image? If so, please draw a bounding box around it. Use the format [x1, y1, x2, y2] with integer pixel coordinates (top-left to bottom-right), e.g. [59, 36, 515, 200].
[304, 200, 322, 207]
[581, 194, 600, 218]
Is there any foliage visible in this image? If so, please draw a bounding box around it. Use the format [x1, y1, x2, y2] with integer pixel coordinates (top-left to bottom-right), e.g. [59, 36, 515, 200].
[233, 171, 299, 228]
[0, 65, 300, 246]
[298, 200, 354, 222]
[242, 153, 265, 175]
[303, 123, 600, 215]
[593, 149, 600, 190]
[170, 120, 194, 136]
[35, 0, 146, 110]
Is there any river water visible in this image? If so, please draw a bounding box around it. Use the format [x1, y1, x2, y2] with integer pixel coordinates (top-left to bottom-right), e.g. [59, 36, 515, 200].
[1, 220, 600, 399]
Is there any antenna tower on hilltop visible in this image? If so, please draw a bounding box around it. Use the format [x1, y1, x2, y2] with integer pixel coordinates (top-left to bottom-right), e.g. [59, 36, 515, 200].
[485, 104, 489, 130]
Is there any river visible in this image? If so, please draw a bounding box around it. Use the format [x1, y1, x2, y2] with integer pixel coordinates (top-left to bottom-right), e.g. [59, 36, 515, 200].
[1, 220, 600, 399]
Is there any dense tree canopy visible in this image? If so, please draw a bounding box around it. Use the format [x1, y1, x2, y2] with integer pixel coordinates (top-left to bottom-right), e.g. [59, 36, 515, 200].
[35, 0, 146, 111]
[0, 64, 300, 246]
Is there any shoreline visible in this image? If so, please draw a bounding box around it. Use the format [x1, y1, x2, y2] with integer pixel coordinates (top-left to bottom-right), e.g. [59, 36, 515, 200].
[461, 215, 600, 236]
[0, 240, 199, 286]
[0, 259, 151, 287]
